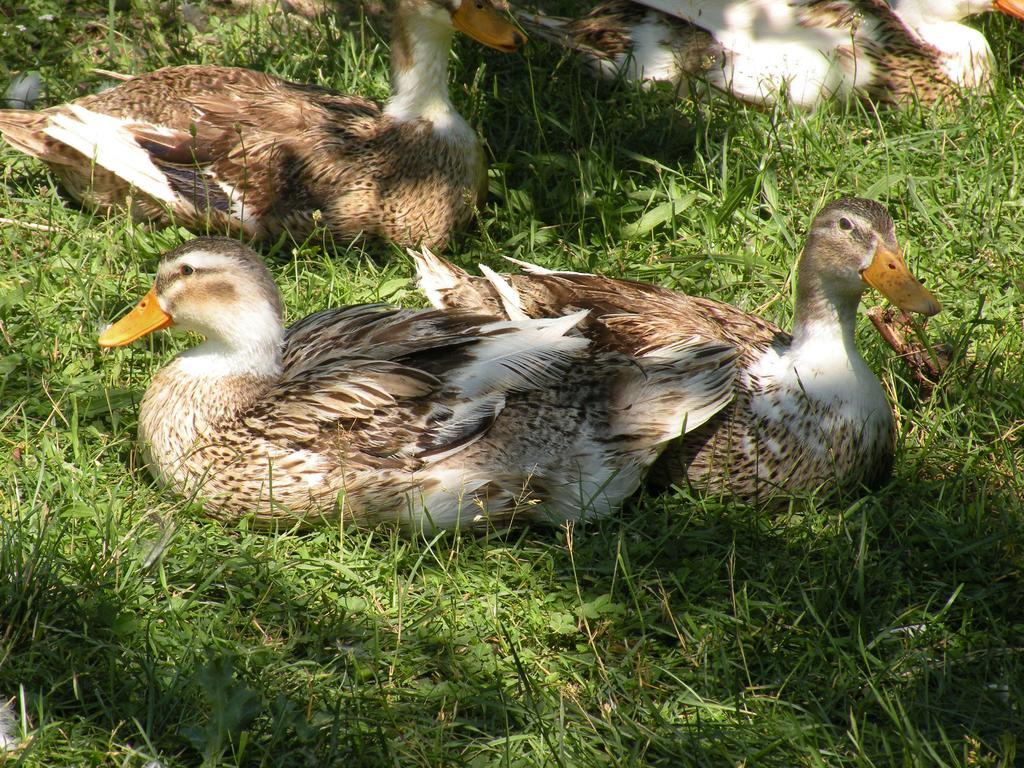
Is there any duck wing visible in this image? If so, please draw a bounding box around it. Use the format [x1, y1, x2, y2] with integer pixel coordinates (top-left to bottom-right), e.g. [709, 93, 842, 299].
[513, 268, 785, 359]
[253, 305, 590, 463]
[24, 66, 380, 232]
[412, 248, 785, 364]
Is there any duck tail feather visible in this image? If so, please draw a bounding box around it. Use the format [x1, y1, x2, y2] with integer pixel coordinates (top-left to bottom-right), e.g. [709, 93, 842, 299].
[0, 109, 54, 159]
[479, 264, 528, 321]
[410, 246, 509, 316]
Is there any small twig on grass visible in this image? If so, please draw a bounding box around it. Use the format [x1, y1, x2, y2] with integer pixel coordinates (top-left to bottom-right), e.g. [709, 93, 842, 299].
[868, 306, 952, 398]
[90, 67, 133, 81]
[0, 217, 56, 232]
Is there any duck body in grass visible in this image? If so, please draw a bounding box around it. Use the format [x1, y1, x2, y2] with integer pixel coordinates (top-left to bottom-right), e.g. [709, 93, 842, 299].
[0, 0, 525, 250]
[515, 0, 1024, 108]
[414, 198, 942, 502]
[98, 237, 736, 531]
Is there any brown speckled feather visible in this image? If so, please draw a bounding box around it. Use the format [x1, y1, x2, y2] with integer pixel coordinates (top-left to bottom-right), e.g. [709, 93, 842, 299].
[118, 239, 736, 530]
[0, 65, 484, 247]
[516, 0, 975, 107]
[412, 229, 905, 504]
[800, 0, 958, 105]
[518, 0, 724, 85]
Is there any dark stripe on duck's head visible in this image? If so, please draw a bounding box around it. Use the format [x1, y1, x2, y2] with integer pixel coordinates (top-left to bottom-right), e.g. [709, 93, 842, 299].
[156, 237, 283, 319]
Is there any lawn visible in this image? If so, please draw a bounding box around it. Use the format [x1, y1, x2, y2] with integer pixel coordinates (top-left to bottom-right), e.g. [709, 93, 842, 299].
[1, 1, 1022, 765]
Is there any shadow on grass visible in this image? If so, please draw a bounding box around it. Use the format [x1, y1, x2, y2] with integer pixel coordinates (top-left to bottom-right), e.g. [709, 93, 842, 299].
[1, 445, 1021, 767]
[546, 474, 1023, 764]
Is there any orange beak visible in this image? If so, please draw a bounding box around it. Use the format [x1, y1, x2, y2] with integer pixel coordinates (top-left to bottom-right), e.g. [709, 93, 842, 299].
[98, 285, 173, 347]
[452, 1, 527, 52]
[860, 243, 941, 317]
[995, 0, 1024, 22]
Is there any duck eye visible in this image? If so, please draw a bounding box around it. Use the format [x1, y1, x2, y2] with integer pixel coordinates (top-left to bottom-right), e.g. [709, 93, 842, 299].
[181, 264, 194, 276]
[838, 217, 854, 231]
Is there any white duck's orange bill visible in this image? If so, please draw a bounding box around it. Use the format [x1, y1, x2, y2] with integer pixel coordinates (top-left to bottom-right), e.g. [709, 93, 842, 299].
[861, 244, 941, 317]
[452, 1, 526, 52]
[98, 285, 173, 347]
[995, 0, 1024, 22]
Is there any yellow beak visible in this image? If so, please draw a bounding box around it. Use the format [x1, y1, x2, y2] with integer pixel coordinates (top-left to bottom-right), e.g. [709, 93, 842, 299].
[860, 244, 941, 317]
[995, 0, 1024, 22]
[98, 285, 173, 347]
[452, 1, 526, 52]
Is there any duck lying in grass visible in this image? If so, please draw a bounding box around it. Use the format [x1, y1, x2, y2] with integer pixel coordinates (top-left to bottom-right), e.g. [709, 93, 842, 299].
[0, 0, 525, 250]
[98, 237, 736, 530]
[414, 198, 942, 502]
[515, 0, 1024, 108]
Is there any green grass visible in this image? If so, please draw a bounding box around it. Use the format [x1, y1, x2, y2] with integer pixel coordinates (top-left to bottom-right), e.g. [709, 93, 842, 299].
[2, 1, 1023, 765]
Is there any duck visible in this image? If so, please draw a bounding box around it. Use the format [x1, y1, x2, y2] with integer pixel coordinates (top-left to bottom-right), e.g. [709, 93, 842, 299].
[413, 198, 942, 502]
[0, 0, 526, 250]
[97, 237, 737, 530]
[513, 0, 1024, 108]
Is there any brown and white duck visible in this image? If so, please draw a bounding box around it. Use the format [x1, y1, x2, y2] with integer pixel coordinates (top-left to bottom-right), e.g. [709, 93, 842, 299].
[0, 0, 526, 249]
[414, 198, 942, 501]
[98, 237, 735, 530]
[515, 0, 1024, 107]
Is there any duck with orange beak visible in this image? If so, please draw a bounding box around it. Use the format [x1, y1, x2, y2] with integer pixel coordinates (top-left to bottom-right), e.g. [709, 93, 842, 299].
[0, 0, 526, 250]
[97, 238, 739, 529]
[413, 198, 942, 502]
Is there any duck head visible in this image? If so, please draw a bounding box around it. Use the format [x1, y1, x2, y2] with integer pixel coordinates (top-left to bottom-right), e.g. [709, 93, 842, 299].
[799, 198, 941, 319]
[99, 238, 284, 373]
[404, 0, 526, 52]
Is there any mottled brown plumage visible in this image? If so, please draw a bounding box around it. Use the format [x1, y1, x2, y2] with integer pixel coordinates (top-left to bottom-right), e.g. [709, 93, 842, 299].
[514, 0, 1022, 108]
[414, 198, 942, 502]
[98, 237, 736, 530]
[0, 0, 526, 249]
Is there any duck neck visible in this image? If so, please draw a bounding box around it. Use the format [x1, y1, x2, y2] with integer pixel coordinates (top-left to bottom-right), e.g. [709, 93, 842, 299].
[790, 264, 861, 359]
[175, 331, 283, 382]
[890, 0, 934, 28]
[384, 6, 459, 126]
[139, 327, 283, 480]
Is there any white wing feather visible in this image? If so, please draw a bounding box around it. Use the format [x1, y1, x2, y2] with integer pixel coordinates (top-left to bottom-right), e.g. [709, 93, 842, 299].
[42, 105, 177, 202]
[630, 0, 860, 106]
[456, 311, 589, 398]
[479, 264, 529, 321]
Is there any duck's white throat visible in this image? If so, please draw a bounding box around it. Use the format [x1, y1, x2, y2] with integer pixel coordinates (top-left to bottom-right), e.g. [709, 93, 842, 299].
[173, 309, 284, 380]
[175, 337, 282, 380]
[384, 15, 467, 132]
